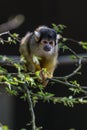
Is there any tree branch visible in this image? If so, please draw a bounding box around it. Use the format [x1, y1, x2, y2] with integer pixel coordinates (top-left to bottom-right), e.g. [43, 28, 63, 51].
[23, 83, 36, 130]
[54, 58, 82, 80]
[0, 54, 87, 67]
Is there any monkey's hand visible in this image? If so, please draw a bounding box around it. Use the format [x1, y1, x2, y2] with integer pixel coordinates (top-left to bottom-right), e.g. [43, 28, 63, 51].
[39, 69, 48, 86]
[36, 68, 52, 87]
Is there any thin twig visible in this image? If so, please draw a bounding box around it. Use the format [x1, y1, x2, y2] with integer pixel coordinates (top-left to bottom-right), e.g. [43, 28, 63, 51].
[64, 44, 80, 59]
[0, 31, 9, 36]
[32, 92, 87, 105]
[48, 78, 77, 87]
[47, 78, 87, 91]
[24, 83, 36, 130]
[54, 58, 82, 80]
[64, 58, 82, 79]
[0, 31, 21, 44]
[8, 31, 21, 42]
[65, 37, 80, 44]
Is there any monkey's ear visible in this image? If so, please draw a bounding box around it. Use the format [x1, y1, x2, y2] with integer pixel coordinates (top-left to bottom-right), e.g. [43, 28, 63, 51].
[34, 31, 41, 42]
[56, 34, 62, 43]
[57, 34, 62, 40]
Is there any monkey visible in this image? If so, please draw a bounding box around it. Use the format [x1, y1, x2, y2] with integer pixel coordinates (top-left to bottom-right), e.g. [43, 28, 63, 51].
[19, 25, 59, 86]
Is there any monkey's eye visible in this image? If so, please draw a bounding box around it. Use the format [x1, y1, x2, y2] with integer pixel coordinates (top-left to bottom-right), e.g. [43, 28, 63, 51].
[49, 41, 54, 45]
[49, 41, 53, 44]
[42, 40, 48, 44]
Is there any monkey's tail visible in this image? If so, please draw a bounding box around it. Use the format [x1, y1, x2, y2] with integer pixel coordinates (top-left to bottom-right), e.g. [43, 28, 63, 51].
[0, 14, 25, 33]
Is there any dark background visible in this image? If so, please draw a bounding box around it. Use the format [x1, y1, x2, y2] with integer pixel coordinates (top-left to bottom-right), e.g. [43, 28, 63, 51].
[0, 0, 87, 130]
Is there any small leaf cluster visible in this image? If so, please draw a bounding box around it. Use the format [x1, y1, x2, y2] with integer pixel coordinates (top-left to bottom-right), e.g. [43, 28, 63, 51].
[52, 23, 66, 33]
[0, 31, 20, 45]
[0, 125, 10, 130]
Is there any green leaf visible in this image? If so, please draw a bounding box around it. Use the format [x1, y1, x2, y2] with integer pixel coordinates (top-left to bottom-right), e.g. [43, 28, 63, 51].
[12, 33, 19, 38]
[20, 93, 27, 101]
[7, 37, 13, 44]
[14, 63, 24, 72]
[70, 80, 80, 87]
[79, 41, 87, 50]
[0, 125, 10, 130]
[32, 55, 40, 65]
[70, 55, 77, 59]
[0, 39, 4, 44]
[52, 23, 66, 33]
[12, 40, 16, 44]
[6, 87, 18, 96]
[0, 66, 7, 73]
[36, 126, 43, 130]
[25, 76, 36, 86]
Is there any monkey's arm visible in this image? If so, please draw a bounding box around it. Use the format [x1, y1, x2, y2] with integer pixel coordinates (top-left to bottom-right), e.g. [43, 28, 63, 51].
[19, 33, 41, 72]
[40, 57, 58, 78]
[39, 57, 58, 86]
[19, 33, 34, 71]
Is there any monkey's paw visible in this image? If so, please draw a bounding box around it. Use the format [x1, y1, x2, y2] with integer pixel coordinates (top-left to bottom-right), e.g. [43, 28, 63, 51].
[36, 69, 48, 87]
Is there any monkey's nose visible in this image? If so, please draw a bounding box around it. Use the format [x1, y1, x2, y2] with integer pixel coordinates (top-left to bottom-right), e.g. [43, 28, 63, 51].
[44, 45, 51, 51]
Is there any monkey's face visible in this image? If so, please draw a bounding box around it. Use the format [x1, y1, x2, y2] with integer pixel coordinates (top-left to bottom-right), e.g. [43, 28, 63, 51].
[41, 39, 55, 52]
[33, 26, 58, 56]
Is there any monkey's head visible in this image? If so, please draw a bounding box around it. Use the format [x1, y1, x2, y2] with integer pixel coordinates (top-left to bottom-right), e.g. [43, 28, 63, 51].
[32, 26, 58, 57]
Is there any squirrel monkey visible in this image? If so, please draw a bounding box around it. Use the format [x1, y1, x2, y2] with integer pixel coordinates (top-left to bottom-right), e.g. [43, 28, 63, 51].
[19, 26, 59, 86]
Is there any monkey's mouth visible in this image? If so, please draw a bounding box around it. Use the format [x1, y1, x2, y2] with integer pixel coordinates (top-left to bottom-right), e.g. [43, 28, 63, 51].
[43, 45, 51, 52]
